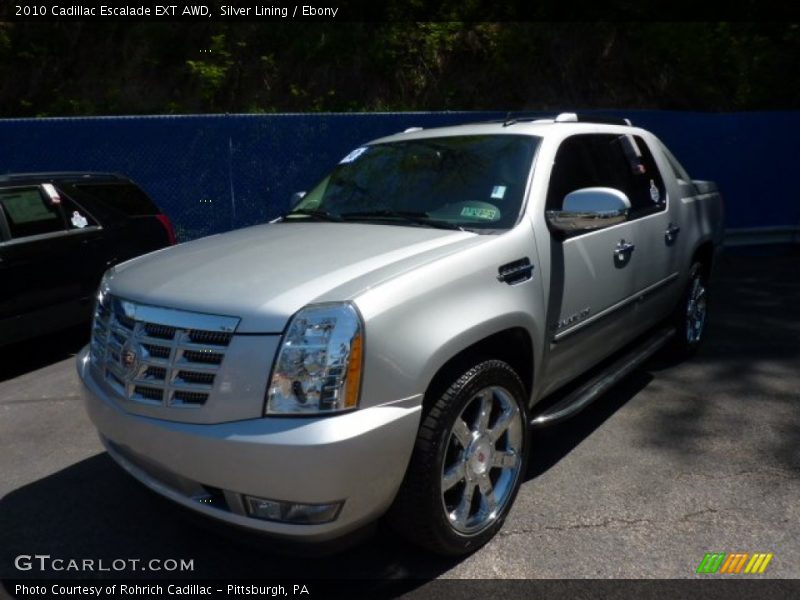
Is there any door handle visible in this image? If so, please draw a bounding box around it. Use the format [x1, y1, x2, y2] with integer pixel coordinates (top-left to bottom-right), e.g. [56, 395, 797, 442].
[665, 223, 681, 243]
[614, 240, 635, 260]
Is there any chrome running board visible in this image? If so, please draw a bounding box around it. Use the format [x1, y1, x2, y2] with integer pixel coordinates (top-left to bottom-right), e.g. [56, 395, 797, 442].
[531, 327, 676, 427]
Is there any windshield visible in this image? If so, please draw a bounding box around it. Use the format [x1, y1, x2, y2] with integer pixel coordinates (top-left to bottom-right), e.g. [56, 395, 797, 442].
[288, 134, 540, 231]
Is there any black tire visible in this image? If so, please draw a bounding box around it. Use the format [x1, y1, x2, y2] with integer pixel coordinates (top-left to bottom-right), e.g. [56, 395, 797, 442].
[665, 261, 709, 360]
[387, 360, 529, 555]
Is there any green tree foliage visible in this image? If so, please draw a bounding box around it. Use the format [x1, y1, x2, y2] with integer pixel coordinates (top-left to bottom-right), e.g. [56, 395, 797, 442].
[0, 22, 798, 117]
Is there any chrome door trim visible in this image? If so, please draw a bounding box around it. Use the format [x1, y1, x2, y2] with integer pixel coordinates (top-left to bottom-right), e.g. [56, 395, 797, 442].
[0, 225, 103, 248]
[553, 271, 679, 343]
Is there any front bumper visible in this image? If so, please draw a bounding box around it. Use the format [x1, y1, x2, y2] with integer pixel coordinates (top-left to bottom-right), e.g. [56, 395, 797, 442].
[77, 347, 422, 542]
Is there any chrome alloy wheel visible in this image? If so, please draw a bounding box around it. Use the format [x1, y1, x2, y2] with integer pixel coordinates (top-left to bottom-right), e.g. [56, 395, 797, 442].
[686, 274, 707, 343]
[440, 385, 524, 534]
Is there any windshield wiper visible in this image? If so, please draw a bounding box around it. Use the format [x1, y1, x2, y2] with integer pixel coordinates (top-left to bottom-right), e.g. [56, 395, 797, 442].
[340, 210, 464, 231]
[281, 208, 343, 222]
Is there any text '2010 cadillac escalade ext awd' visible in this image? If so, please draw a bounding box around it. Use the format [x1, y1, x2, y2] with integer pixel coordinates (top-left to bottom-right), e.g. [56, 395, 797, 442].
[77, 114, 723, 555]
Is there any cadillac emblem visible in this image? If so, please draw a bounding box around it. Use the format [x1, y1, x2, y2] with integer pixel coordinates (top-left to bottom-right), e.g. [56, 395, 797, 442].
[120, 341, 139, 375]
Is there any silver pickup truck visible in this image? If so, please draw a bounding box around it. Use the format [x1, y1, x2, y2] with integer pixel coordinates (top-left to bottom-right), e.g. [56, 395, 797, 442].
[77, 114, 723, 555]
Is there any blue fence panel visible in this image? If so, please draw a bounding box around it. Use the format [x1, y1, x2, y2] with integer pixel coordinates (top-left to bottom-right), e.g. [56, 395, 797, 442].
[0, 111, 797, 241]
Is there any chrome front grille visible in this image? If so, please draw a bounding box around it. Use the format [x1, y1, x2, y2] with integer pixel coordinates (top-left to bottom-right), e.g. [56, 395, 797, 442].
[89, 295, 240, 408]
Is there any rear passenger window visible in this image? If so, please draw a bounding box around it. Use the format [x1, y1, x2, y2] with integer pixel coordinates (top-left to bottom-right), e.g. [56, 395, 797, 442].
[0, 187, 65, 239]
[623, 135, 666, 218]
[60, 195, 98, 230]
[546, 134, 666, 224]
[74, 183, 158, 216]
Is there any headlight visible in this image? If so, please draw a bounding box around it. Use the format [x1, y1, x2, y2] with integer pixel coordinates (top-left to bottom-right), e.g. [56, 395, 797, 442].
[90, 271, 113, 367]
[266, 303, 364, 415]
[97, 270, 112, 307]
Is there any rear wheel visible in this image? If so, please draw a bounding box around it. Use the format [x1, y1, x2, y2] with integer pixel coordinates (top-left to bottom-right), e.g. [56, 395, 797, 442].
[665, 262, 709, 359]
[388, 360, 529, 555]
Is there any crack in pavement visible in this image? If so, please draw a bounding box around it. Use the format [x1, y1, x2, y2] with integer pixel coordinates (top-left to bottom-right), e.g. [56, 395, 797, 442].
[677, 507, 720, 522]
[675, 468, 800, 483]
[499, 507, 734, 538]
[500, 516, 655, 537]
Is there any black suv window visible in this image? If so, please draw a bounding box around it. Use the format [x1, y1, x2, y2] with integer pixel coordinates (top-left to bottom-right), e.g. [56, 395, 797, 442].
[0, 187, 65, 239]
[70, 182, 158, 217]
[546, 134, 667, 221]
[60, 194, 98, 230]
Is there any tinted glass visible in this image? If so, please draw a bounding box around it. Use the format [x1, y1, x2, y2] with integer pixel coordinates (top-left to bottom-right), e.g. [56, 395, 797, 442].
[625, 135, 666, 217]
[293, 135, 539, 230]
[546, 135, 629, 211]
[547, 134, 666, 219]
[60, 195, 98, 230]
[73, 183, 158, 216]
[0, 187, 65, 239]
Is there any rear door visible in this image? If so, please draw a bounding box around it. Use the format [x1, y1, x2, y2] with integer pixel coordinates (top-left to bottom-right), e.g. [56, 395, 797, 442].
[620, 134, 683, 334]
[541, 133, 643, 393]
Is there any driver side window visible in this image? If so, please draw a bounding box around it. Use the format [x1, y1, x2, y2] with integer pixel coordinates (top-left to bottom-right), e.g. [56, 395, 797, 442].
[546, 134, 631, 213]
[546, 133, 667, 222]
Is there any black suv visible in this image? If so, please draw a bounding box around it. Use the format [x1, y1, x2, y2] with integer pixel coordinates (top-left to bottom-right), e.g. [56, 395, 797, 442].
[0, 172, 176, 346]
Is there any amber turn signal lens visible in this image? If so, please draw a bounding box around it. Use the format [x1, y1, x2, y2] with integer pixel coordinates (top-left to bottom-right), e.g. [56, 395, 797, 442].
[344, 332, 363, 408]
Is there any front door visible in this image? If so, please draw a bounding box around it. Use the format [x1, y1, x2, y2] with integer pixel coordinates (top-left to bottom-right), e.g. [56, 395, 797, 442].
[541, 133, 647, 394]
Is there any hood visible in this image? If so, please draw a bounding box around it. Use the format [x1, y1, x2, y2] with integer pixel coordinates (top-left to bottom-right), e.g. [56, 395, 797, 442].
[107, 222, 488, 332]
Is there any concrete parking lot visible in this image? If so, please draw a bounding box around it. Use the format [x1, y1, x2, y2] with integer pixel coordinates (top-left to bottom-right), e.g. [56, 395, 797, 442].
[1, 254, 798, 592]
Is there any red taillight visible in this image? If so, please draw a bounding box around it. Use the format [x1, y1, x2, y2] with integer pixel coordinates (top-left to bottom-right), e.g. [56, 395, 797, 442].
[155, 213, 177, 245]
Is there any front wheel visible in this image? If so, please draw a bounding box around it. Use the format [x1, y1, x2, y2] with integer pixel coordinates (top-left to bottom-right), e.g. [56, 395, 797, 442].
[388, 360, 529, 555]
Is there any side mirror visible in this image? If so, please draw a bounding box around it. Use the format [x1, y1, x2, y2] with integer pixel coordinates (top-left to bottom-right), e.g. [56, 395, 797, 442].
[289, 191, 306, 209]
[546, 187, 630, 233]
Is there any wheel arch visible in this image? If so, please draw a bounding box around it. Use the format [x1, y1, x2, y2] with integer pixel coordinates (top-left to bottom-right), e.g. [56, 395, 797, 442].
[421, 323, 535, 414]
[691, 239, 715, 278]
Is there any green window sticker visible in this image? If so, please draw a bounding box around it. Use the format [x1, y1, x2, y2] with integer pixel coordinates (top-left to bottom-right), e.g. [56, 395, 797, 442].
[460, 206, 499, 220]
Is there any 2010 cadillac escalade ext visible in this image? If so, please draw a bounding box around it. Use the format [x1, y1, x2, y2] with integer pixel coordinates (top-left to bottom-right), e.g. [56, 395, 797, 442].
[77, 114, 724, 555]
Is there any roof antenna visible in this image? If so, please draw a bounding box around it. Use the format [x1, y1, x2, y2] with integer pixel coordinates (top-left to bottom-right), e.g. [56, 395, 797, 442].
[502, 111, 516, 127]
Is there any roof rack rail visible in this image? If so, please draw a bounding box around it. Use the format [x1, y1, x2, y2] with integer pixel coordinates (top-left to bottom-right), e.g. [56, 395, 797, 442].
[555, 112, 632, 126]
[0, 171, 124, 182]
[490, 112, 632, 127]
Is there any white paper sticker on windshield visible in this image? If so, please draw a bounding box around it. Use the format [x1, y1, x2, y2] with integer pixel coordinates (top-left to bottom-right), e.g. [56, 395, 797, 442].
[339, 147, 368, 164]
[491, 185, 507, 200]
[71, 211, 88, 229]
[42, 183, 61, 204]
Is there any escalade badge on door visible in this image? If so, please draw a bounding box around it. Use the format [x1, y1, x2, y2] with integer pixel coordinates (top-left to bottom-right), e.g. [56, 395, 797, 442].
[554, 307, 592, 331]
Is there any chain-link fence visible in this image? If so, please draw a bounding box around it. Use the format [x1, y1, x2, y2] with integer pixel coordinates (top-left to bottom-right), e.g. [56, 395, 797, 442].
[0, 111, 798, 242]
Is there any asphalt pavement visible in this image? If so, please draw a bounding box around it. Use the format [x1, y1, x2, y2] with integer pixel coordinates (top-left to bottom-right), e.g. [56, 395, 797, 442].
[1, 254, 798, 592]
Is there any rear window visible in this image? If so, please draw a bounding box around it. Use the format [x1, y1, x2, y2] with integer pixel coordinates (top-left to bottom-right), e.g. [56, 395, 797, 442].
[73, 183, 159, 216]
[0, 187, 65, 239]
